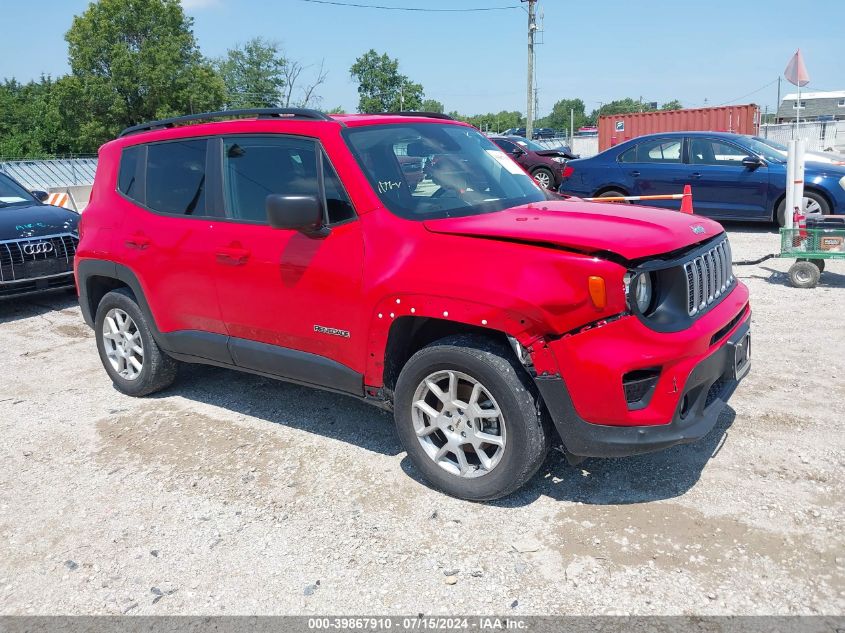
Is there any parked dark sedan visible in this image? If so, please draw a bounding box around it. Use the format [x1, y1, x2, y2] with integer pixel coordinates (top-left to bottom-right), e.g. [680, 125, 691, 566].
[501, 127, 558, 140]
[489, 135, 573, 189]
[0, 172, 79, 298]
[558, 131, 845, 224]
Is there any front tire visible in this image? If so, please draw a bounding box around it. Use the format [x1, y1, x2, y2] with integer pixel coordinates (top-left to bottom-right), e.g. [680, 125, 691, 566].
[776, 191, 830, 226]
[94, 288, 178, 396]
[532, 167, 554, 190]
[393, 335, 550, 501]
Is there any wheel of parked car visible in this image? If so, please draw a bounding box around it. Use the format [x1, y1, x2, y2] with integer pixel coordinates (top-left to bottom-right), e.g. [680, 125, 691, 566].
[596, 189, 630, 203]
[532, 167, 554, 189]
[776, 191, 830, 226]
[393, 335, 551, 501]
[788, 261, 821, 289]
[94, 288, 178, 396]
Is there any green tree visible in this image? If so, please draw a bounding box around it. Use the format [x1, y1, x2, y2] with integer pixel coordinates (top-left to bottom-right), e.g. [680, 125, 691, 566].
[65, 0, 225, 147]
[420, 99, 444, 114]
[0, 76, 91, 158]
[538, 98, 588, 134]
[589, 98, 682, 122]
[450, 110, 524, 133]
[218, 38, 286, 108]
[349, 50, 423, 113]
[590, 97, 646, 121]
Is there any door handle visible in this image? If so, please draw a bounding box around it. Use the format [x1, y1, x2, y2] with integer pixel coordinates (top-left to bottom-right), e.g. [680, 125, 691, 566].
[630, 170, 641, 177]
[125, 235, 151, 250]
[690, 172, 702, 179]
[215, 246, 251, 266]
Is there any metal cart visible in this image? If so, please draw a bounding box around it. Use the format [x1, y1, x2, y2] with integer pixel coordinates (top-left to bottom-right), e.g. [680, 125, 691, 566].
[779, 224, 845, 288]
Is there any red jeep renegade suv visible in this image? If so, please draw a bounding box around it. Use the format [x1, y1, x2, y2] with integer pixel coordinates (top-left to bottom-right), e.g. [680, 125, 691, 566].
[75, 108, 751, 500]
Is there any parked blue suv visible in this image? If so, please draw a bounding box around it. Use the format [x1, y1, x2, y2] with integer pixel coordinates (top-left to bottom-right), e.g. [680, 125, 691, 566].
[558, 132, 845, 225]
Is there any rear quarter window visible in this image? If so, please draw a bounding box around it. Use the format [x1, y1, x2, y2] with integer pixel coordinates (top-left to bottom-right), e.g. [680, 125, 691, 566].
[116, 139, 210, 216]
[117, 145, 143, 201]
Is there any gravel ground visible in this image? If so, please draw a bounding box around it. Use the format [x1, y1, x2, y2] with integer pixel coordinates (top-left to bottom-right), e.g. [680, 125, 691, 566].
[0, 224, 843, 616]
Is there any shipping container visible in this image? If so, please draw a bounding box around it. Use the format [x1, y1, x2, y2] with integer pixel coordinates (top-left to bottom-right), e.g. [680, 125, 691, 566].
[598, 104, 760, 151]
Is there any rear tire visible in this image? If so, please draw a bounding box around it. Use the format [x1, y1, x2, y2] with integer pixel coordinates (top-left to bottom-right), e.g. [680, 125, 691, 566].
[596, 189, 629, 203]
[788, 261, 821, 289]
[393, 335, 550, 501]
[94, 288, 178, 396]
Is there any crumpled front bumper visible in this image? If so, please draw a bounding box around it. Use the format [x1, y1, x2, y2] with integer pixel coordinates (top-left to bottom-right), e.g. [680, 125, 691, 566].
[536, 318, 749, 457]
[534, 282, 751, 458]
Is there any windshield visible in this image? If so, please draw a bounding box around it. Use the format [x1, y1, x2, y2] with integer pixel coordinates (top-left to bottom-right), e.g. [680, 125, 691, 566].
[753, 136, 788, 153]
[0, 173, 37, 208]
[344, 123, 546, 220]
[740, 136, 786, 163]
[514, 138, 545, 151]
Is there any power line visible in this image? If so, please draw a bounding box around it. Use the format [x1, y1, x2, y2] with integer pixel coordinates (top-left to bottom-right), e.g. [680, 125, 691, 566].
[296, 0, 520, 11]
[714, 78, 779, 107]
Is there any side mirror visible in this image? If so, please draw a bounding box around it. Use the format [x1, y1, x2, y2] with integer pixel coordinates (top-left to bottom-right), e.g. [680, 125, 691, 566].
[511, 147, 526, 157]
[31, 190, 49, 202]
[742, 155, 764, 169]
[265, 194, 326, 236]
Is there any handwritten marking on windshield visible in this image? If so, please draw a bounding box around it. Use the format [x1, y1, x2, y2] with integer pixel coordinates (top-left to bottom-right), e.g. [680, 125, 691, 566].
[378, 181, 402, 194]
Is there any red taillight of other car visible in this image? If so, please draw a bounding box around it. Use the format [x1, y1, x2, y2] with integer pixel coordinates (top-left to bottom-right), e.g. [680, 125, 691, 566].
[561, 165, 574, 179]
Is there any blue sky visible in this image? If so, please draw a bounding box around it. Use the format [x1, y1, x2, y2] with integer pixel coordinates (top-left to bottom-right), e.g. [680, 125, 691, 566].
[1, 0, 842, 116]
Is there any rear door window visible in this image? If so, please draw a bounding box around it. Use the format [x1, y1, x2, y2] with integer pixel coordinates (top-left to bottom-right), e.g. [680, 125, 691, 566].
[619, 139, 682, 164]
[638, 138, 682, 163]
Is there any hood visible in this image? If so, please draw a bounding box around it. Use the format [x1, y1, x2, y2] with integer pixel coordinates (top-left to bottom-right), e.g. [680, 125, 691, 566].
[0, 204, 80, 239]
[534, 148, 578, 160]
[771, 148, 845, 167]
[423, 199, 724, 261]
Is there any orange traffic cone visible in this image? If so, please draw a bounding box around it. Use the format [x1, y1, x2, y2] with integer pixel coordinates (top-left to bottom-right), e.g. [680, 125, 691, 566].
[680, 184, 694, 214]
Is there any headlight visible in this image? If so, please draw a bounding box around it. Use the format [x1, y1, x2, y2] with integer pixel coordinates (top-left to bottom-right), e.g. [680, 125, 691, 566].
[625, 272, 653, 313]
[839, 175, 845, 192]
[552, 156, 567, 163]
[635, 273, 653, 313]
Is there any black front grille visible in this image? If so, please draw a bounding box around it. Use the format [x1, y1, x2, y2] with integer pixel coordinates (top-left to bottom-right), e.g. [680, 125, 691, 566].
[682, 238, 734, 317]
[0, 234, 78, 283]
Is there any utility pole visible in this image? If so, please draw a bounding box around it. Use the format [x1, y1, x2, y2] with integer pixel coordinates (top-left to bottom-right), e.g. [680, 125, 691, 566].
[776, 75, 781, 122]
[523, 0, 537, 140]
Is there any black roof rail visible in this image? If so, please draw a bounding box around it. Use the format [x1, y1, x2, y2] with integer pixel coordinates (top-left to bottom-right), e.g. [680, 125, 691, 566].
[383, 111, 455, 121]
[118, 108, 334, 138]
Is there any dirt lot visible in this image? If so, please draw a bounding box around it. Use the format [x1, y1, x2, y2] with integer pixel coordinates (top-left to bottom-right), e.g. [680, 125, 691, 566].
[0, 225, 843, 616]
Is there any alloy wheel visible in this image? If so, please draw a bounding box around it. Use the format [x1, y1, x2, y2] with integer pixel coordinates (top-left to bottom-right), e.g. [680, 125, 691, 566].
[533, 171, 551, 189]
[411, 370, 506, 478]
[102, 308, 144, 380]
[802, 196, 822, 216]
